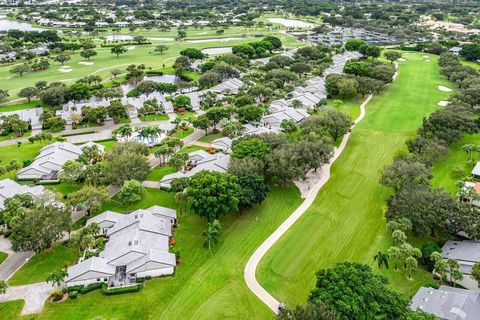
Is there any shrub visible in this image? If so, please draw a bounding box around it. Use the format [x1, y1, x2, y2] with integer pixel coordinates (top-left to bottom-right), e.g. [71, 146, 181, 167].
[69, 291, 78, 299]
[145, 70, 164, 76]
[101, 283, 143, 295]
[50, 289, 63, 301]
[127, 88, 139, 98]
[421, 241, 441, 271]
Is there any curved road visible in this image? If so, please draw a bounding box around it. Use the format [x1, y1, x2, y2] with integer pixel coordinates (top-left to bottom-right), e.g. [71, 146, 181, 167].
[244, 63, 399, 314]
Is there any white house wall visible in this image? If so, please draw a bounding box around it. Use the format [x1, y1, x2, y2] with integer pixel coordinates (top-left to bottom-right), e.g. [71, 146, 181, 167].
[137, 267, 174, 278]
[68, 270, 113, 283]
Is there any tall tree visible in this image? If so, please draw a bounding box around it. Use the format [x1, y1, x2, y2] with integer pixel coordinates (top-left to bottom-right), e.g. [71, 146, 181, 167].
[203, 219, 222, 254]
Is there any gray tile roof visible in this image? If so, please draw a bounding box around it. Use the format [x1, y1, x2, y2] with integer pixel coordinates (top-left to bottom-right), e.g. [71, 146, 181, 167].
[410, 286, 480, 320]
[0, 178, 46, 210]
[442, 241, 480, 274]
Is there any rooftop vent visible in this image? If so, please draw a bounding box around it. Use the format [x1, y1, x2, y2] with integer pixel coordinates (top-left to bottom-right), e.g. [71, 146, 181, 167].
[450, 307, 467, 320]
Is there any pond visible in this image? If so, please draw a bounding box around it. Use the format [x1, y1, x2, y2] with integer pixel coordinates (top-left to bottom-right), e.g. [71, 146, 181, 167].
[268, 18, 316, 29]
[201, 47, 232, 55]
[120, 74, 181, 94]
[0, 16, 45, 31]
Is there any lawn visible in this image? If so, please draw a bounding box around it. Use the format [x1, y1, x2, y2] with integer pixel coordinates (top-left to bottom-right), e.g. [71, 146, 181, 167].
[431, 133, 480, 195]
[257, 52, 453, 306]
[0, 251, 7, 265]
[0, 301, 24, 319]
[174, 127, 194, 139]
[13, 185, 302, 319]
[0, 142, 43, 180]
[0, 131, 31, 142]
[8, 242, 78, 286]
[197, 132, 222, 143]
[139, 114, 170, 122]
[146, 166, 176, 181]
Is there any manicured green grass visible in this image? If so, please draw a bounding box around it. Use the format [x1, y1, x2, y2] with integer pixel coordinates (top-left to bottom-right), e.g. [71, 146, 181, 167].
[102, 187, 177, 213]
[7, 185, 301, 319]
[257, 52, 453, 306]
[178, 144, 206, 154]
[8, 242, 78, 286]
[326, 97, 363, 120]
[0, 131, 31, 142]
[197, 132, 222, 143]
[0, 300, 24, 319]
[146, 166, 176, 181]
[95, 139, 117, 151]
[45, 182, 84, 199]
[176, 111, 197, 120]
[431, 133, 480, 195]
[174, 127, 194, 139]
[139, 114, 170, 122]
[0, 251, 7, 265]
[0, 142, 43, 180]
[0, 100, 44, 111]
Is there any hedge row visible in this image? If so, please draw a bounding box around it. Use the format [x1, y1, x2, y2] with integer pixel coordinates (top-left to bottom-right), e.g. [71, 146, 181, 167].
[101, 283, 143, 295]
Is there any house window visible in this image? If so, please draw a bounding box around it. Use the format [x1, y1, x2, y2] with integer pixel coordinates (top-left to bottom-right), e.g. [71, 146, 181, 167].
[97, 278, 100, 281]
[104, 278, 107, 281]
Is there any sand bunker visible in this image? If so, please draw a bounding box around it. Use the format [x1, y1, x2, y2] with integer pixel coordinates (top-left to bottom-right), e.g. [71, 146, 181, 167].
[58, 66, 72, 73]
[425, 59, 431, 62]
[398, 58, 406, 61]
[437, 85, 452, 92]
[79, 61, 94, 65]
[437, 101, 449, 107]
[126, 46, 136, 50]
[422, 55, 429, 58]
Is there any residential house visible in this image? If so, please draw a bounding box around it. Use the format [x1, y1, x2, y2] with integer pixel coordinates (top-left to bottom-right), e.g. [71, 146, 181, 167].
[262, 107, 309, 127]
[472, 161, 480, 179]
[160, 150, 230, 188]
[211, 137, 233, 153]
[0, 107, 43, 131]
[0, 178, 47, 210]
[66, 206, 177, 288]
[442, 240, 480, 275]
[410, 286, 480, 320]
[17, 142, 105, 181]
[449, 46, 462, 55]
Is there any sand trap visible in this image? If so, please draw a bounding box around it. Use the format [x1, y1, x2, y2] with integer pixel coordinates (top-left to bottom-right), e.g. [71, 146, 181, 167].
[425, 59, 431, 62]
[126, 46, 136, 50]
[79, 61, 94, 65]
[404, 52, 413, 55]
[437, 101, 449, 107]
[58, 67, 72, 73]
[437, 85, 452, 92]
[398, 58, 406, 61]
[147, 37, 175, 41]
[422, 55, 429, 58]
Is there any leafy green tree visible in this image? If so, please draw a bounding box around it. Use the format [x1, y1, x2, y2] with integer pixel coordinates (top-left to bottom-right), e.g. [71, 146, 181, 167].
[471, 262, 480, 288]
[180, 48, 205, 60]
[345, 39, 367, 51]
[80, 49, 97, 61]
[113, 124, 133, 139]
[405, 256, 418, 279]
[238, 174, 269, 209]
[10, 64, 31, 77]
[276, 301, 339, 320]
[154, 45, 169, 54]
[228, 156, 265, 177]
[106, 100, 127, 123]
[384, 51, 402, 64]
[118, 179, 145, 205]
[136, 80, 158, 96]
[308, 262, 407, 319]
[168, 153, 188, 171]
[61, 160, 84, 183]
[206, 107, 230, 130]
[187, 171, 239, 221]
[0, 114, 28, 137]
[55, 54, 71, 65]
[192, 115, 212, 135]
[173, 95, 192, 111]
[68, 186, 109, 216]
[111, 45, 127, 57]
[232, 137, 271, 159]
[431, 252, 448, 284]
[105, 142, 150, 185]
[280, 119, 299, 135]
[18, 87, 38, 102]
[236, 105, 264, 123]
[381, 158, 431, 192]
[203, 219, 222, 253]
[10, 203, 71, 252]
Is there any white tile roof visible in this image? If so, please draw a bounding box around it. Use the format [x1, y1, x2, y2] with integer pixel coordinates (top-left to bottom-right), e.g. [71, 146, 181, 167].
[0, 178, 46, 210]
[66, 256, 116, 282]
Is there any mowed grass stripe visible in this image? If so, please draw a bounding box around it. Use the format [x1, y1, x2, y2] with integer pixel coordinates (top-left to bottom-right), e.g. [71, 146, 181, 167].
[257, 53, 453, 306]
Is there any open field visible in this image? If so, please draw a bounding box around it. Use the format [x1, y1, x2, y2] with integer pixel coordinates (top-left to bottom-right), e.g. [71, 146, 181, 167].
[256, 52, 453, 306]
[432, 133, 480, 195]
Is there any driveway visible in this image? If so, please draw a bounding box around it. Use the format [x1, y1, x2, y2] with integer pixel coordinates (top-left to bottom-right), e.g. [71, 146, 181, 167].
[0, 237, 34, 281]
[0, 282, 52, 315]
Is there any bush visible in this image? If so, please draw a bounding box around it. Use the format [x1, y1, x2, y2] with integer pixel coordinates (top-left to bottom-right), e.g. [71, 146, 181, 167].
[145, 70, 164, 76]
[102, 283, 143, 295]
[67, 285, 83, 293]
[127, 88, 139, 98]
[421, 241, 442, 271]
[22, 159, 32, 167]
[69, 291, 78, 299]
[80, 282, 104, 294]
[50, 289, 63, 301]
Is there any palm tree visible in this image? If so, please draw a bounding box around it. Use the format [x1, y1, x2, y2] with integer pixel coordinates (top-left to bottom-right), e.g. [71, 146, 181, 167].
[388, 246, 402, 271]
[374, 251, 390, 270]
[46, 268, 68, 289]
[114, 124, 133, 139]
[203, 219, 222, 254]
[405, 256, 418, 279]
[175, 190, 187, 215]
[0, 280, 7, 294]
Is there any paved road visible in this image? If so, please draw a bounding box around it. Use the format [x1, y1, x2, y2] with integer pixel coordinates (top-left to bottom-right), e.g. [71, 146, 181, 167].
[0, 237, 34, 281]
[0, 282, 52, 315]
[244, 63, 399, 314]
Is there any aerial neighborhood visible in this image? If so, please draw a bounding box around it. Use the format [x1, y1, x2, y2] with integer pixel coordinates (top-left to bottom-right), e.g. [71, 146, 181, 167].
[0, 0, 480, 319]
